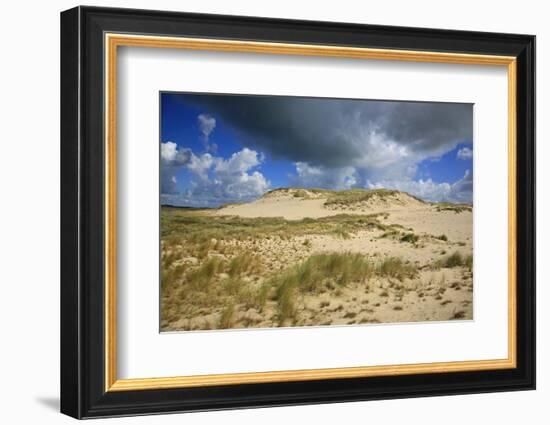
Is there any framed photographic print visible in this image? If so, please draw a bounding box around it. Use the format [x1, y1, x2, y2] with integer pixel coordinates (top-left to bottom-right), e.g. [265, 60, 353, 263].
[60, 6, 535, 419]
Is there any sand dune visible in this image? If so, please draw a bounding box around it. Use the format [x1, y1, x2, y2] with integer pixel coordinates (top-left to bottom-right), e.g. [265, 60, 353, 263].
[216, 188, 428, 220]
[161, 188, 473, 332]
[215, 189, 472, 243]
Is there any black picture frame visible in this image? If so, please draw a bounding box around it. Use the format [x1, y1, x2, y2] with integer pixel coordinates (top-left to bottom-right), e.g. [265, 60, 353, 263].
[61, 5, 535, 419]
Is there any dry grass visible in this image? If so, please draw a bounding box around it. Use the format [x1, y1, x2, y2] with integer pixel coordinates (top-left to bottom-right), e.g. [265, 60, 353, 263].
[324, 189, 403, 207]
[433, 251, 473, 270]
[269, 252, 373, 296]
[378, 257, 417, 281]
[162, 207, 392, 246]
[161, 246, 425, 330]
[400, 233, 419, 244]
[160, 203, 472, 331]
[434, 203, 472, 213]
[218, 303, 236, 329]
[186, 256, 223, 290]
[451, 310, 466, 320]
[276, 280, 297, 325]
[228, 253, 262, 277]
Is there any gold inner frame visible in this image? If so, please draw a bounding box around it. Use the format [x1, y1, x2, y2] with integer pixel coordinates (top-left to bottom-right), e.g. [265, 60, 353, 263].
[104, 33, 517, 392]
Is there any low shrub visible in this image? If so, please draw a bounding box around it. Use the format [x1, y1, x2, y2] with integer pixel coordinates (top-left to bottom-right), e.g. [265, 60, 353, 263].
[400, 233, 419, 243]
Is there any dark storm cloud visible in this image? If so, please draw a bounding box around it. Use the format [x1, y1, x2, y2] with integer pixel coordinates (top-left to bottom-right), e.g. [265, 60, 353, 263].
[379, 102, 473, 155]
[172, 93, 472, 171]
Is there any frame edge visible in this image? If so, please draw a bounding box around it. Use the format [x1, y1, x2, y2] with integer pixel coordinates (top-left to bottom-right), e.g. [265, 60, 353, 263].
[60, 6, 83, 420]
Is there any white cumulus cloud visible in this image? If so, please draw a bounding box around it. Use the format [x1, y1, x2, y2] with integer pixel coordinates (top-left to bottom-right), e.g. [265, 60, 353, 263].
[292, 162, 357, 190]
[457, 147, 473, 160]
[215, 148, 262, 175]
[212, 148, 269, 199]
[160, 142, 269, 206]
[160, 141, 177, 162]
[187, 152, 215, 180]
[197, 113, 217, 152]
[366, 169, 473, 203]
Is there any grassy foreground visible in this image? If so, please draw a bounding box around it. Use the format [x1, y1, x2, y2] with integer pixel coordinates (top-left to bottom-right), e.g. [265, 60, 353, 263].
[160, 205, 473, 331]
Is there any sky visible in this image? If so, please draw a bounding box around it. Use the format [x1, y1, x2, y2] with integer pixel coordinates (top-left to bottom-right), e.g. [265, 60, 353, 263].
[160, 92, 473, 208]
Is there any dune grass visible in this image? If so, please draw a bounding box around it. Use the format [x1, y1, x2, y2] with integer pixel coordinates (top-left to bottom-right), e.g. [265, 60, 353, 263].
[264, 187, 333, 199]
[266, 252, 420, 324]
[379, 229, 400, 239]
[161, 243, 425, 330]
[186, 256, 223, 290]
[263, 187, 431, 207]
[434, 203, 472, 213]
[218, 303, 236, 329]
[160, 205, 472, 331]
[270, 252, 373, 294]
[323, 189, 401, 207]
[269, 252, 373, 325]
[161, 207, 396, 251]
[400, 233, 419, 244]
[433, 250, 473, 270]
[228, 253, 262, 277]
[378, 257, 417, 281]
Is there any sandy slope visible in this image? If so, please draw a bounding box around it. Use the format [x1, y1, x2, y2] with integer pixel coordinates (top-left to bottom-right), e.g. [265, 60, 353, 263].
[215, 190, 428, 220]
[218, 197, 330, 219]
[216, 190, 472, 244]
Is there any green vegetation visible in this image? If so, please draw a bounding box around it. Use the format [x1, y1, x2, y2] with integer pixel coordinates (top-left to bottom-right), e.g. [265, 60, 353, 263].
[186, 256, 223, 290]
[228, 253, 262, 277]
[451, 310, 466, 320]
[292, 189, 310, 198]
[265, 187, 430, 207]
[162, 243, 426, 329]
[400, 233, 419, 244]
[276, 281, 297, 325]
[443, 251, 464, 268]
[268, 252, 373, 295]
[160, 195, 473, 331]
[264, 187, 332, 198]
[218, 303, 236, 329]
[463, 254, 473, 270]
[433, 250, 474, 270]
[324, 189, 401, 207]
[434, 202, 472, 213]
[331, 228, 351, 239]
[161, 207, 395, 247]
[268, 253, 419, 324]
[380, 229, 400, 239]
[378, 257, 417, 281]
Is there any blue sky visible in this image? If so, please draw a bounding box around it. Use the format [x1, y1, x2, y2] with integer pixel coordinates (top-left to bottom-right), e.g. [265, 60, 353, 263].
[160, 92, 473, 207]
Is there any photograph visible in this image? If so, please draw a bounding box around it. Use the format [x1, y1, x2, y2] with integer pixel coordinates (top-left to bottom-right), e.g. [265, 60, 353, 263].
[57, 5, 536, 419]
[160, 92, 474, 332]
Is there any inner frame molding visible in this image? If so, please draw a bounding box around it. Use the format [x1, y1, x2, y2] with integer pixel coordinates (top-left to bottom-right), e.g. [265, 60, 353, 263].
[104, 32, 517, 392]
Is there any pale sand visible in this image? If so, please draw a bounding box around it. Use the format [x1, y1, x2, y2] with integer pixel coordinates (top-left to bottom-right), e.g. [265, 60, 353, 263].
[215, 191, 472, 253]
[215, 190, 428, 220]
[218, 198, 333, 220]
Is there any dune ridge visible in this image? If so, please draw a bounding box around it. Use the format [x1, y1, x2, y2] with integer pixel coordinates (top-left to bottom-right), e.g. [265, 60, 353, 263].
[215, 188, 465, 220]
